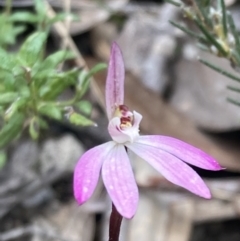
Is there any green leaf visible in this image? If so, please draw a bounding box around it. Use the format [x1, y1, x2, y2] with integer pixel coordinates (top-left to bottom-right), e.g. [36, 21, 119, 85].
[200, 0, 211, 7]
[12, 25, 27, 36]
[32, 69, 55, 88]
[5, 98, 27, 120]
[78, 63, 107, 97]
[34, 0, 46, 21]
[19, 86, 30, 98]
[197, 42, 210, 52]
[0, 150, 7, 169]
[12, 74, 28, 91]
[227, 98, 240, 107]
[0, 113, 24, 148]
[39, 50, 75, 70]
[0, 106, 4, 115]
[169, 20, 206, 42]
[198, 4, 212, 28]
[0, 49, 17, 70]
[9, 11, 39, 23]
[3, 29, 15, 45]
[38, 103, 62, 120]
[29, 117, 39, 140]
[12, 65, 25, 76]
[231, 51, 240, 67]
[75, 100, 92, 116]
[199, 58, 240, 82]
[227, 86, 240, 93]
[69, 112, 96, 126]
[38, 117, 48, 129]
[0, 92, 18, 104]
[40, 68, 79, 99]
[18, 31, 47, 67]
[0, 69, 15, 90]
[0, 85, 5, 92]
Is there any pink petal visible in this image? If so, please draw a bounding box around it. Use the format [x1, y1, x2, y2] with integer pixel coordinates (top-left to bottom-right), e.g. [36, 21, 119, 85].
[106, 42, 125, 119]
[108, 111, 142, 143]
[102, 144, 138, 218]
[136, 135, 222, 170]
[74, 141, 116, 205]
[126, 142, 211, 198]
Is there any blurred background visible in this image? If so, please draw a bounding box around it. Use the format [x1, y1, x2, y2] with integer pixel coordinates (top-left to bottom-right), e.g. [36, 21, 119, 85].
[1, 0, 240, 240]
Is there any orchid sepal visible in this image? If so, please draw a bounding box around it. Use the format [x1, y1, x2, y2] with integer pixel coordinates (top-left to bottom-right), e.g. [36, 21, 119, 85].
[105, 42, 125, 120]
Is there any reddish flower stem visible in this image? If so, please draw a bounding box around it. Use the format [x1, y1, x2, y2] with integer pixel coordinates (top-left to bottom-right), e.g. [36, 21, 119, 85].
[108, 204, 123, 241]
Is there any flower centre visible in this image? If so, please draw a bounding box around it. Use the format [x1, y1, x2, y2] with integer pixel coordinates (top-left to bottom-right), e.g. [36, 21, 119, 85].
[114, 105, 133, 129]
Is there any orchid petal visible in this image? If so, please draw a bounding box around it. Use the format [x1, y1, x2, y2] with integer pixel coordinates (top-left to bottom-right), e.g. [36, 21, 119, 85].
[102, 144, 138, 218]
[108, 111, 142, 143]
[74, 141, 116, 204]
[106, 42, 125, 119]
[136, 135, 222, 170]
[132, 111, 142, 129]
[126, 142, 211, 198]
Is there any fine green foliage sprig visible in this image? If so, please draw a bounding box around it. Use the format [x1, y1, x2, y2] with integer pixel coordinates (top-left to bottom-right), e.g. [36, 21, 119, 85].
[165, 0, 240, 106]
[166, 0, 240, 67]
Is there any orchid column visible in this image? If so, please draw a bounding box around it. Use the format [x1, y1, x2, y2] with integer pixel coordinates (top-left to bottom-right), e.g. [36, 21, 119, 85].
[74, 43, 222, 240]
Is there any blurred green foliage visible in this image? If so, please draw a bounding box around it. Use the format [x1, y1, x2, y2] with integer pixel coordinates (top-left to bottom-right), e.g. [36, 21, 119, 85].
[0, 0, 107, 152]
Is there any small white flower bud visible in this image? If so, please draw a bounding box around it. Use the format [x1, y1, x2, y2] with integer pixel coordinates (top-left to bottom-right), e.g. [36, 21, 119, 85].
[227, 33, 235, 47]
[209, 7, 222, 18]
[210, 45, 219, 55]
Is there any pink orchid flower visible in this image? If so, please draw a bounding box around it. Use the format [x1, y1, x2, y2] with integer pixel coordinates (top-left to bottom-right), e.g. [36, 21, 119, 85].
[73, 42, 222, 219]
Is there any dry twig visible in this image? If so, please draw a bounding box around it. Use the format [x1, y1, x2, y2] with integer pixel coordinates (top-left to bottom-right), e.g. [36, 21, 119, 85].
[45, 1, 105, 108]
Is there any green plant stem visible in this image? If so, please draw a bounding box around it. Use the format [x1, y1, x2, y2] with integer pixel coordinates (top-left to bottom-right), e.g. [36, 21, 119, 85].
[199, 58, 240, 82]
[219, 0, 227, 38]
[227, 13, 240, 51]
[194, 17, 227, 56]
